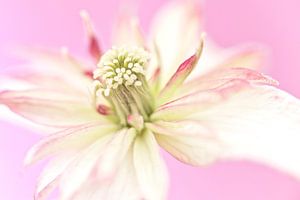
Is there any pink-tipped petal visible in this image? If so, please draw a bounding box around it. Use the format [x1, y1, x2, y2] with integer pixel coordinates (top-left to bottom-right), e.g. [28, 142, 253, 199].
[150, 0, 203, 85]
[158, 38, 204, 104]
[24, 122, 116, 165]
[80, 10, 102, 62]
[0, 89, 104, 127]
[133, 130, 168, 200]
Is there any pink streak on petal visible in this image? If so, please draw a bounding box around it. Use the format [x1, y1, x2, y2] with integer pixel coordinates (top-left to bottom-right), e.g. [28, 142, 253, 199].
[24, 122, 113, 165]
[0, 89, 102, 128]
[80, 10, 102, 62]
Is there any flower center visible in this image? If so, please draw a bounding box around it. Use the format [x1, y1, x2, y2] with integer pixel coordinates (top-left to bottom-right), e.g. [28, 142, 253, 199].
[94, 46, 149, 96]
[92, 46, 154, 126]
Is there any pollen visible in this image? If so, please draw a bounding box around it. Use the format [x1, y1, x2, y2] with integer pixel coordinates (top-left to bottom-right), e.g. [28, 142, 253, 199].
[93, 46, 150, 96]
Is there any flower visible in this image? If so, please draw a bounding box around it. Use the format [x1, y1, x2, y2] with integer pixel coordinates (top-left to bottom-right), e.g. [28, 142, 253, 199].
[1, 1, 300, 200]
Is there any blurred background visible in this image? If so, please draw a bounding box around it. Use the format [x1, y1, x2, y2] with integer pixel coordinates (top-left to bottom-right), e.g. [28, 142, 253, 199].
[0, 0, 300, 199]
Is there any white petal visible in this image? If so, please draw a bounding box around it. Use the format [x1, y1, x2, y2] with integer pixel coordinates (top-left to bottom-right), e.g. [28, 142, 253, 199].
[156, 81, 300, 178]
[34, 153, 77, 200]
[0, 89, 104, 127]
[133, 129, 169, 200]
[24, 122, 116, 165]
[70, 148, 142, 200]
[176, 67, 278, 100]
[112, 12, 146, 47]
[149, 0, 202, 85]
[191, 41, 267, 79]
[12, 47, 90, 75]
[59, 128, 136, 199]
[147, 121, 223, 166]
[199, 85, 300, 178]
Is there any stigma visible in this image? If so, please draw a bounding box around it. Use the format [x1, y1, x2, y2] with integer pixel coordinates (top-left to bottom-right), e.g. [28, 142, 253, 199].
[93, 46, 150, 96]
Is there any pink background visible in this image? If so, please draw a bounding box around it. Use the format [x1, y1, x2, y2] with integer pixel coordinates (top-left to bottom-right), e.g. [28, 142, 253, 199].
[1, 0, 300, 199]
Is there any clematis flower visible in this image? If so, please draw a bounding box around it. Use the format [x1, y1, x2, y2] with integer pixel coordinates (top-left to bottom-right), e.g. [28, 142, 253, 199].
[1, 1, 300, 200]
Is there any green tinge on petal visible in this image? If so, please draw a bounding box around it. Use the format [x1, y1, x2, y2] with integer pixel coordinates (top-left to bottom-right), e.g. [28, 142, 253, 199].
[157, 37, 204, 105]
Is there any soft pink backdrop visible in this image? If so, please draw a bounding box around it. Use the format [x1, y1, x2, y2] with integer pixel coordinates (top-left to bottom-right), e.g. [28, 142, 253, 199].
[1, 0, 300, 199]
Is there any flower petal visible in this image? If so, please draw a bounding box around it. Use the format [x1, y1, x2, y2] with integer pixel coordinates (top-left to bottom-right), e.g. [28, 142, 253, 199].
[112, 10, 146, 47]
[195, 85, 300, 178]
[158, 38, 204, 104]
[147, 120, 223, 166]
[24, 122, 116, 165]
[156, 79, 300, 178]
[0, 65, 93, 98]
[211, 44, 267, 71]
[59, 128, 136, 199]
[34, 153, 77, 200]
[133, 129, 168, 200]
[70, 149, 142, 200]
[191, 42, 267, 79]
[153, 70, 278, 121]
[152, 79, 253, 121]
[13, 47, 90, 75]
[0, 104, 57, 135]
[177, 67, 278, 98]
[0, 89, 103, 127]
[149, 0, 202, 85]
[80, 10, 102, 62]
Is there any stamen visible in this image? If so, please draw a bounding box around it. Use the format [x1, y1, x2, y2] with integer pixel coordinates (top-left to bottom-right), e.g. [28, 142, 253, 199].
[94, 46, 150, 96]
[92, 46, 154, 127]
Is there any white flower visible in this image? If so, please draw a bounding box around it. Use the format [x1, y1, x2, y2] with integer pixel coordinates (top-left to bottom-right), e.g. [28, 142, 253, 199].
[1, 1, 300, 200]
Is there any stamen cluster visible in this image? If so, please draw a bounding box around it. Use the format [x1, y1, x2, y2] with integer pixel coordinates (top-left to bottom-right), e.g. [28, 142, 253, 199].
[94, 46, 150, 96]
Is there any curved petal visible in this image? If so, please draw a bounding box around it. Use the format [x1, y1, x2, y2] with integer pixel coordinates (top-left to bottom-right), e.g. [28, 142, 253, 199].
[0, 105, 57, 135]
[177, 67, 278, 98]
[12, 47, 90, 75]
[94, 128, 136, 180]
[59, 128, 136, 200]
[189, 41, 268, 80]
[34, 153, 77, 200]
[24, 122, 117, 165]
[152, 71, 278, 120]
[158, 38, 204, 104]
[70, 149, 143, 200]
[196, 85, 300, 178]
[211, 44, 267, 71]
[156, 79, 300, 178]
[152, 79, 258, 121]
[1, 63, 93, 95]
[149, 0, 203, 85]
[80, 10, 102, 62]
[0, 69, 91, 95]
[147, 120, 223, 166]
[133, 129, 168, 200]
[0, 89, 104, 127]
